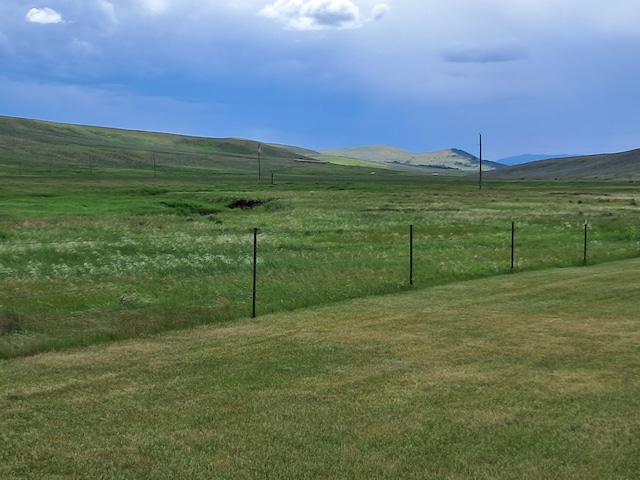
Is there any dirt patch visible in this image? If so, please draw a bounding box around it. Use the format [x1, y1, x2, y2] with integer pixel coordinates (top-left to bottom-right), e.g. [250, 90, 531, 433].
[228, 199, 266, 209]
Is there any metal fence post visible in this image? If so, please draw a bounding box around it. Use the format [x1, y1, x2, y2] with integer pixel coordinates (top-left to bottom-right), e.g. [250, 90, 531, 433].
[583, 221, 588, 265]
[511, 221, 515, 272]
[252, 228, 258, 318]
[410, 224, 414, 286]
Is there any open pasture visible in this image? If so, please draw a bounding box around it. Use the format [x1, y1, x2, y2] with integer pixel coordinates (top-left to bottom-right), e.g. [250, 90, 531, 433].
[1, 171, 640, 358]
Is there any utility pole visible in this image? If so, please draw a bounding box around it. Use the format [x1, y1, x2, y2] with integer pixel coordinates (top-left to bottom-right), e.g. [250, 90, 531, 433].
[478, 133, 483, 191]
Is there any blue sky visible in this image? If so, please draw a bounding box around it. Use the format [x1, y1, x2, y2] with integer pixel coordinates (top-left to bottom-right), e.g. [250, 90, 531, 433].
[1, 0, 639, 160]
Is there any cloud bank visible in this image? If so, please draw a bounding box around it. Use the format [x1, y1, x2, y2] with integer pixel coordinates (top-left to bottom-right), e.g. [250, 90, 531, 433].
[2, 0, 640, 158]
[441, 39, 529, 63]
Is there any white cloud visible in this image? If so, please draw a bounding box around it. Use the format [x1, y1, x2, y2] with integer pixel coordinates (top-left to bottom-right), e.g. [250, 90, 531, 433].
[260, 0, 389, 30]
[26, 7, 63, 24]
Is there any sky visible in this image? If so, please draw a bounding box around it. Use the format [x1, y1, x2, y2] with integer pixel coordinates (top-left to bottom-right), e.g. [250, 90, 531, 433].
[1, 0, 639, 160]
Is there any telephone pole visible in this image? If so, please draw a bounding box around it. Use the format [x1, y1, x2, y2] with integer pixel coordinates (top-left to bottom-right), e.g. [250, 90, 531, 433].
[478, 133, 483, 191]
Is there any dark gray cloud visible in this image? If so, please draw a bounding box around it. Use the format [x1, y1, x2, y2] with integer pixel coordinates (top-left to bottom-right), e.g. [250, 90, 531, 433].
[370, 4, 389, 21]
[441, 39, 528, 63]
[312, 2, 359, 27]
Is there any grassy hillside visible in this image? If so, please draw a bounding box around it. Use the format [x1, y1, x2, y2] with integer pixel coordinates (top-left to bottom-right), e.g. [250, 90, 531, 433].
[0, 115, 314, 175]
[1, 259, 638, 478]
[319, 145, 503, 172]
[315, 154, 393, 169]
[487, 148, 640, 180]
[3, 115, 639, 180]
[497, 153, 573, 166]
[267, 142, 321, 157]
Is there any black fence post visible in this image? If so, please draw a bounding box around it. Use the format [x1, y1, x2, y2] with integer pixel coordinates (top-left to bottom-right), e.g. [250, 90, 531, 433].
[511, 221, 515, 272]
[252, 228, 258, 318]
[583, 221, 588, 265]
[409, 225, 414, 286]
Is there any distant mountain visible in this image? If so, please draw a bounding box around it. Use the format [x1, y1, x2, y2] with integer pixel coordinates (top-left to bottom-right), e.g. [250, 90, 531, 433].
[319, 145, 502, 171]
[497, 154, 573, 166]
[486, 148, 640, 180]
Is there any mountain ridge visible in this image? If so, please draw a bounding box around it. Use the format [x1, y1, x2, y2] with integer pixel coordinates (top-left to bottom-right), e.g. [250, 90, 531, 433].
[319, 145, 503, 171]
[497, 153, 574, 166]
[486, 148, 640, 180]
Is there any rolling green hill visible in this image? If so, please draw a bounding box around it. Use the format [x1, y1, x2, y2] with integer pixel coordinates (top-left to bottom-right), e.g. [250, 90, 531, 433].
[0, 115, 489, 177]
[3, 115, 639, 180]
[0, 115, 313, 175]
[486, 148, 640, 180]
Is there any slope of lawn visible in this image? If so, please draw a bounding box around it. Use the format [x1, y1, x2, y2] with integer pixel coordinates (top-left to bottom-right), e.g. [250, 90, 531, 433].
[1, 259, 638, 479]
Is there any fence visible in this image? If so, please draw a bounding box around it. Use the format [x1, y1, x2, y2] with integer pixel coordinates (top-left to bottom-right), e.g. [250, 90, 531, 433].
[0, 220, 638, 358]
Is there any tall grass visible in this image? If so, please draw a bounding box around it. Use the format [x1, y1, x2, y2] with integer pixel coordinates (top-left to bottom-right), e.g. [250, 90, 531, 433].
[1, 176, 640, 358]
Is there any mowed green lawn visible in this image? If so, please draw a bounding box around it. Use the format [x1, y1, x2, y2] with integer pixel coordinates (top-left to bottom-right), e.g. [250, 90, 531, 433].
[1, 259, 638, 479]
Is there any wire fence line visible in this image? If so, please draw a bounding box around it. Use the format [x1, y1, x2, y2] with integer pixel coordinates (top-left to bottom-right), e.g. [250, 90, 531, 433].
[1, 218, 639, 357]
[0, 150, 312, 179]
[1, 220, 638, 321]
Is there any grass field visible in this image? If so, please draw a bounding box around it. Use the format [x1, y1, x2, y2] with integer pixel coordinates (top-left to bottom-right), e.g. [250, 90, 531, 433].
[1, 117, 638, 477]
[1, 259, 638, 478]
[1, 173, 640, 358]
